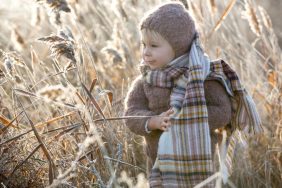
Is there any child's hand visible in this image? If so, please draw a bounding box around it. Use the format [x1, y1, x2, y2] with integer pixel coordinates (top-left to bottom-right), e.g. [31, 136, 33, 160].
[147, 109, 174, 131]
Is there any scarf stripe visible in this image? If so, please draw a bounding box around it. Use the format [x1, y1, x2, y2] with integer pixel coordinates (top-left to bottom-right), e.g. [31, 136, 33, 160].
[145, 38, 213, 187]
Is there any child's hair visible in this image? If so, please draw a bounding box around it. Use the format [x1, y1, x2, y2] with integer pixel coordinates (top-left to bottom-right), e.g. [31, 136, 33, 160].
[140, 29, 165, 44]
[140, 2, 196, 58]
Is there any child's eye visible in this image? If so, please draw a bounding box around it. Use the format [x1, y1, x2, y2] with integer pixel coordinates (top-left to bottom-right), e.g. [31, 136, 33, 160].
[151, 44, 158, 47]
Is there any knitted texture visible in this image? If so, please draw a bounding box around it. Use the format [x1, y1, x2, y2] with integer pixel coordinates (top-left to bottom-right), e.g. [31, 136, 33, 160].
[140, 2, 196, 58]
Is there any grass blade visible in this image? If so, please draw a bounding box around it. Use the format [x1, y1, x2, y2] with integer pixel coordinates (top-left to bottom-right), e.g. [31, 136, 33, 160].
[81, 83, 106, 119]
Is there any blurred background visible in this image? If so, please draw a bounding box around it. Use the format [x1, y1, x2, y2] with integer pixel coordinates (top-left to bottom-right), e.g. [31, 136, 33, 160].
[0, 0, 281, 187]
[257, 0, 282, 47]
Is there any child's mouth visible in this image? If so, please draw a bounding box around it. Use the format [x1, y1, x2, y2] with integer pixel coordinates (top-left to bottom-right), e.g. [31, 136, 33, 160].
[145, 61, 155, 65]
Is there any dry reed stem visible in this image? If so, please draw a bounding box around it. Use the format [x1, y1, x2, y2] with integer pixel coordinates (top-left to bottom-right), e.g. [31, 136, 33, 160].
[45, 124, 81, 146]
[14, 88, 38, 98]
[104, 156, 146, 172]
[188, 1, 203, 22]
[0, 0, 281, 187]
[35, 111, 76, 129]
[42, 123, 80, 135]
[38, 34, 77, 63]
[0, 129, 33, 146]
[81, 83, 106, 119]
[7, 144, 42, 180]
[11, 28, 25, 51]
[93, 115, 157, 123]
[0, 111, 23, 135]
[208, 0, 236, 38]
[31, 6, 41, 26]
[90, 78, 97, 93]
[208, 0, 217, 15]
[36, 0, 71, 12]
[16, 95, 55, 185]
[75, 91, 86, 105]
[258, 6, 273, 30]
[77, 164, 105, 187]
[30, 67, 76, 90]
[71, 16, 98, 82]
[0, 112, 22, 129]
[0, 68, 4, 78]
[99, 89, 113, 106]
[242, 0, 262, 37]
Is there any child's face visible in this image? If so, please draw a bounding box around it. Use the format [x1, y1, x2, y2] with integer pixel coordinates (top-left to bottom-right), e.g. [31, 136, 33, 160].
[141, 30, 175, 70]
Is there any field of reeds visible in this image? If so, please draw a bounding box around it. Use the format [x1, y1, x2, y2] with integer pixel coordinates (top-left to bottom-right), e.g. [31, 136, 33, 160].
[0, 0, 281, 187]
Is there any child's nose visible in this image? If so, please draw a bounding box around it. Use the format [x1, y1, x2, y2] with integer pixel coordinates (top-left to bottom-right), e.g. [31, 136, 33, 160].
[143, 47, 151, 56]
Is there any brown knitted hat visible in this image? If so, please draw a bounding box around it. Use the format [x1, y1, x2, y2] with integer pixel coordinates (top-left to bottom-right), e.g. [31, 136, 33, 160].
[140, 2, 196, 58]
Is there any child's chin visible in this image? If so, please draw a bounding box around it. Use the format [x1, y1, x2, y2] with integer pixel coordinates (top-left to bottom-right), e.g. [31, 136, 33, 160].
[150, 65, 167, 70]
[150, 67, 160, 70]
[147, 65, 156, 69]
[148, 64, 162, 69]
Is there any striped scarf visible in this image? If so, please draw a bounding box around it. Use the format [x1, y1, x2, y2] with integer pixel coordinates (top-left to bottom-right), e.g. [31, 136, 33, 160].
[141, 37, 263, 187]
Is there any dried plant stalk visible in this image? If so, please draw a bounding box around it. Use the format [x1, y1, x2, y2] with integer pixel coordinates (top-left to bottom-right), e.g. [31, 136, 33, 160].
[258, 6, 273, 30]
[81, 83, 106, 119]
[8, 144, 42, 179]
[38, 33, 76, 63]
[208, 0, 236, 37]
[16, 95, 55, 185]
[242, 0, 262, 37]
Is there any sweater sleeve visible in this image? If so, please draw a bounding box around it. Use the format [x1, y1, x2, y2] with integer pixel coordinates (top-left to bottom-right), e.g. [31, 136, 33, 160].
[124, 76, 159, 136]
[204, 80, 232, 130]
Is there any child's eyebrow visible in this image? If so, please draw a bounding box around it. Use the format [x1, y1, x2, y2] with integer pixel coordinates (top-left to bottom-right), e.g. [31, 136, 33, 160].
[146, 39, 159, 44]
[141, 38, 159, 44]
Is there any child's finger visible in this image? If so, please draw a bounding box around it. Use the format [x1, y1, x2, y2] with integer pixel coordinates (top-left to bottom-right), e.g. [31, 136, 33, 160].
[163, 117, 170, 122]
[165, 121, 170, 126]
[165, 109, 174, 116]
[161, 121, 170, 127]
[161, 125, 168, 131]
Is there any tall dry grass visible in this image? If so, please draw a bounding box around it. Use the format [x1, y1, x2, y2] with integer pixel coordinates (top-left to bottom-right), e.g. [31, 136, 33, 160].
[0, 0, 281, 187]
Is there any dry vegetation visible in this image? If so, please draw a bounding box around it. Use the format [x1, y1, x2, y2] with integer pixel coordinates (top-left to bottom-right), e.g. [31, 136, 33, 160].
[0, 0, 281, 187]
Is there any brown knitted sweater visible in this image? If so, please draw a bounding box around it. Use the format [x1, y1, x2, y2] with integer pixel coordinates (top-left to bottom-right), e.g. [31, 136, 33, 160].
[124, 75, 232, 173]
